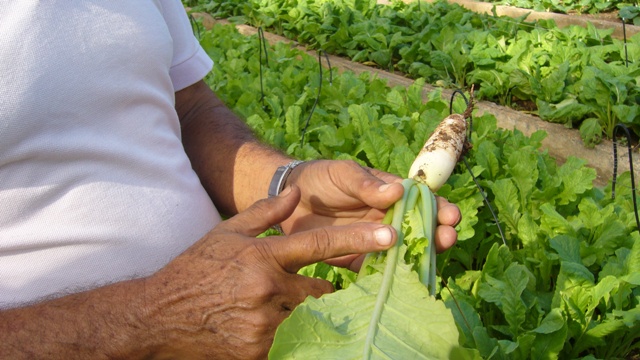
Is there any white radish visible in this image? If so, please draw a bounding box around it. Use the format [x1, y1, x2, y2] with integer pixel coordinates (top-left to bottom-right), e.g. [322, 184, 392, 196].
[408, 113, 468, 191]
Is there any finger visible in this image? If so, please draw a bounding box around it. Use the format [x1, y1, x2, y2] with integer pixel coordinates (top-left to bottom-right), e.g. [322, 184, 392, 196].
[217, 185, 301, 237]
[436, 196, 462, 227]
[276, 275, 334, 312]
[268, 223, 397, 273]
[324, 253, 366, 272]
[434, 225, 458, 253]
[335, 161, 404, 209]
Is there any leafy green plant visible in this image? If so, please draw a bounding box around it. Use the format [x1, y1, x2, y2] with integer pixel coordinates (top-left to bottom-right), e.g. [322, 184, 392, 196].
[620, 6, 640, 26]
[576, 62, 640, 143]
[272, 180, 481, 359]
[188, 0, 640, 145]
[484, 0, 629, 15]
[200, 22, 640, 359]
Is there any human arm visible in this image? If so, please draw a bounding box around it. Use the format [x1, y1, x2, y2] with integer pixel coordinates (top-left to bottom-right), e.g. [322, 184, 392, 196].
[177, 79, 292, 216]
[0, 187, 397, 359]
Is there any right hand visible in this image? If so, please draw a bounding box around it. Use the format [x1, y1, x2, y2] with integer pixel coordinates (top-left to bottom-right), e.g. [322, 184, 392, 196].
[140, 185, 397, 359]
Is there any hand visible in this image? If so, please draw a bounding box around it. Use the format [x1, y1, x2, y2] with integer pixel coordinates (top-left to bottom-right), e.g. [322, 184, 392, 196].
[280, 160, 461, 269]
[141, 185, 396, 360]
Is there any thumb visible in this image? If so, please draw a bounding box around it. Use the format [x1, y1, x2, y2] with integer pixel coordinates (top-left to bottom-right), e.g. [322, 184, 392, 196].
[217, 186, 300, 237]
[336, 163, 404, 209]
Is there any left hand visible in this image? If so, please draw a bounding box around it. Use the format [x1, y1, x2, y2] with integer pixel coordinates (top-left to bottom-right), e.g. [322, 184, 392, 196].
[279, 160, 461, 271]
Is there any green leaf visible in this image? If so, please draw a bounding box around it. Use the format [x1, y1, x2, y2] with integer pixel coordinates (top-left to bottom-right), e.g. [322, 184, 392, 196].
[612, 104, 639, 126]
[552, 261, 595, 309]
[386, 88, 405, 115]
[538, 61, 570, 103]
[536, 98, 591, 125]
[573, 318, 627, 353]
[579, 118, 602, 147]
[348, 103, 373, 135]
[492, 178, 521, 235]
[285, 105, 302, 137]
[540, 203, 576, 237]
[619, 6, 640, 20]
[502, 265, 530, 337]
[474, 141, 500, 181]
[478, 263, 530, 337]
[557, 157, 596, 205]
[443, 297, 483, 349]
[453, 194, 481, 241]
[270, 262, 480, 359]
[530, 310, 567, 360]
[533, 308, 566, 334]
[388, 145, 415, 177]
[316, 124, 344, 148]
[589, 275, 618, 312]
[549, 235, 581, 264]
[507, 146, 538, 208]
[472, 326, 502, 359]
[360, 130, 390, 169]
[516, 212, 539, 247]
[626, 239, 640, 274]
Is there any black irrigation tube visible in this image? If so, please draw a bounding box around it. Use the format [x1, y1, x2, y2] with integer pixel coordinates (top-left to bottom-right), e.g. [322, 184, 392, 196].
[623, 18, 630, 67]
[189, 13, 201, 40]
[252, 28, 333, 146]
[300, 50, 332, 147]
[449, 89, 507, 246]
[257, 27, 270, 106]
[612, 123, 640, 231]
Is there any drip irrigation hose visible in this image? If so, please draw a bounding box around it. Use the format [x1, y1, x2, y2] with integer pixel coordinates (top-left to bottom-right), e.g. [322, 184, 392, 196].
[301, 50, 332, 147]
[449, 89, 507, 246]
[622, 18, 629, 67]
[449, 89, 473, 141]
[257, 27, 269, 106]
[188, 13, 201, 40]
[612, 123, 639, 231]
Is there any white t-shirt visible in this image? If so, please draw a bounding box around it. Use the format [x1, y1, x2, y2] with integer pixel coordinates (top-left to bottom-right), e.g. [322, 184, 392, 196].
[0, 1, 221, 308]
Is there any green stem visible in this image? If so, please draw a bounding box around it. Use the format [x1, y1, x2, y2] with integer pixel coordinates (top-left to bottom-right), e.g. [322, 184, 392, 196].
[362, 179, 416, 359]
[417, 183, 437, 295]
[429, 189, 437, 294]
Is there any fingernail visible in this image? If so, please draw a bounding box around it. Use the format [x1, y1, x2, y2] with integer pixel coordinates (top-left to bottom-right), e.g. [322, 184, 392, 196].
[378, 183, 391, 192]
[444, 204, 462, 226]
[279, 186, 292, 197]
[374, 227, 393, 246]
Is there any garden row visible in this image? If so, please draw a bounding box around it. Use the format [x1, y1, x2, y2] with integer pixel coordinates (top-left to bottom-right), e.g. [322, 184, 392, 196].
[217, 18, 639, 186]
[198, 21, 639, 359]
[187, 0, 640, 148]
[414, 0, 640, 39]
[451, 0, 638, 20]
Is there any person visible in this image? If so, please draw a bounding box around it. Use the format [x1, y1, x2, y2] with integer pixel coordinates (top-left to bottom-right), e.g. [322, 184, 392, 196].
[0, 1, 461, 359]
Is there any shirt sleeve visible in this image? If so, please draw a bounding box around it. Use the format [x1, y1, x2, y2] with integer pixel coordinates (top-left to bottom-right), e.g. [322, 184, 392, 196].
[160, 0, 214, 91]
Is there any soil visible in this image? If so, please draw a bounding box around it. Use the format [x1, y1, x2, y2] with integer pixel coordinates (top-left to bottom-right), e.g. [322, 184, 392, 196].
[576, 9, 621, 22]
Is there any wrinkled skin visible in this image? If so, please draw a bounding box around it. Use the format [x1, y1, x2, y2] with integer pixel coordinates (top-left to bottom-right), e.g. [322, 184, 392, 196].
[142, 186, 399, 359]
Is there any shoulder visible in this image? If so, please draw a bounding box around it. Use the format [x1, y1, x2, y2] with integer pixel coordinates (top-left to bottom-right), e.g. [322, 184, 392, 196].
[157, 0, 214, 91]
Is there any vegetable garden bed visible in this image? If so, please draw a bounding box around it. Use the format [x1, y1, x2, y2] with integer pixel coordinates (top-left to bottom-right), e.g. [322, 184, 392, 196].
[410, 0, 640, 39]
[192, 13, 640, 358]
[187, 0, 640, 150]
[194, 16, 640, 187]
